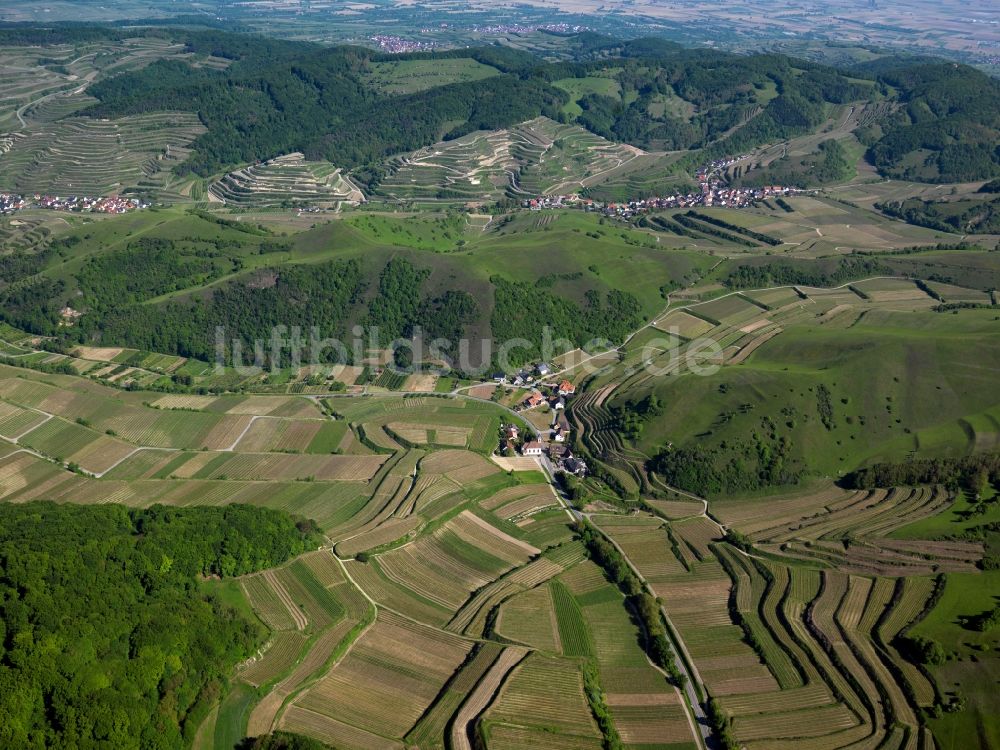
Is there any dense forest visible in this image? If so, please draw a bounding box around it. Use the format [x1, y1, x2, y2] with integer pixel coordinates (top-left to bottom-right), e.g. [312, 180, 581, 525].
[559, 51, 871, 155]
[0, 503, 321, 748]
[61, 25, 1000, 183]
[855, 60, 1000, 182]
[85, 33, 566, 175]
[0, 242, 640, 373]
[490, 278, 643, 366]
[365, 258, 479, 363]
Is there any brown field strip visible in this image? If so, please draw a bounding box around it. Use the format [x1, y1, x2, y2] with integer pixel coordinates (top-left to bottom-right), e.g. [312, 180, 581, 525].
[450, 647, 527, 750]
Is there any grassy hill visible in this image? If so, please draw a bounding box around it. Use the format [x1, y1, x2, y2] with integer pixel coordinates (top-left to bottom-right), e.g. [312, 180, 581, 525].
[630, 306, 1000, 491]
[0, 208, 713, 368]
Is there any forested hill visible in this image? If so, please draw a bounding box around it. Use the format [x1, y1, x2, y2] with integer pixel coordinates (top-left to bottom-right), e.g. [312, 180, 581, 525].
[84, 35, 568, 175]
[855, 59, 1000, 182]
[66, 26, 1000, 182]
[0, 503, 322, 749]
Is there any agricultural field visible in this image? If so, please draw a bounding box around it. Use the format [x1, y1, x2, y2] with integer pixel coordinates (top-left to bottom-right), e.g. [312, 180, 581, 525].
[0, 363, 532, 534]
[480, 653, 604, 748]
[594, 511, 944, 749]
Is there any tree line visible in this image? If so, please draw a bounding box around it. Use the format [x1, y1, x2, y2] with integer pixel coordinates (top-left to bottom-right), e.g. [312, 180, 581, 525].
[575, 521, 686, 686]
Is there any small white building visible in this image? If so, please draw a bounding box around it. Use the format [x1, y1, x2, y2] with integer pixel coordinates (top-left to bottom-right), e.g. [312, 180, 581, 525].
[521, 441, 544, 456]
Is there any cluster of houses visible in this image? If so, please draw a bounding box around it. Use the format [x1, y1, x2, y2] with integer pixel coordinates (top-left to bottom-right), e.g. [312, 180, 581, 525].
[0, 192, 147, 215]
[519, 377, 575, 414]
[694, 154, 752, 182]
[521, 183, 797, 218]
[494, 361, 587, 476]
[473, 22, 588, 34]
[369, 35, 438, 53]
[499, 421, 587, 477]
[492, 360, 552, 387]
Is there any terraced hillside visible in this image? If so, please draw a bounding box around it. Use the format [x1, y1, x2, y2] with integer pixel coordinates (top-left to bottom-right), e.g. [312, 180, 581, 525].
[567, 277, 1000, 503]
[209, 153, 364, 207]
[592, 506, 950, 750]
[0, 36, 191, 131]
[377, 116, 645, 203]
[0, 111, 205, 196]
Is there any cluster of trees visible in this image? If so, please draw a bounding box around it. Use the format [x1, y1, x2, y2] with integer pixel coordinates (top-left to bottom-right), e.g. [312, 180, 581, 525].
[707, 697, 739, 750]
[876, 196, 1000, 235]
[673, 214, 759, 247]
[649, 429, 798, 497]
[0, 502, 319, 748]
[490, 277, 642, 366]
[580, 659, 623, 750]
[897, 635, 947, 667]
[841, 452, 1000, 491]
[722, 257, 891, 290]
[685, 211, 782, 246]
[961, 604, 1000, 632]
[640, 214, 703, 239]
[575, 521, 686, 685]
[610, 394, 664, 440]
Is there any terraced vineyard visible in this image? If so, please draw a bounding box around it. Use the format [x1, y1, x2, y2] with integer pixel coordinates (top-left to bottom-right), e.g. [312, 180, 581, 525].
[209, 153, 364, 206]
[377, 116, 645, 203]
[559, 270, 1000, 750]
[0, 37, 191, 131]
[593, 512, 944, 750]
[0, 111, 205, 196]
